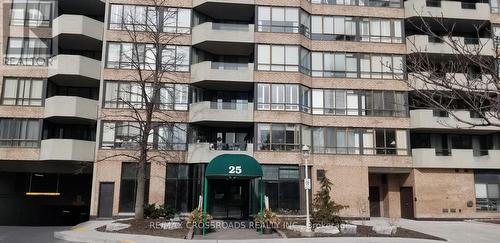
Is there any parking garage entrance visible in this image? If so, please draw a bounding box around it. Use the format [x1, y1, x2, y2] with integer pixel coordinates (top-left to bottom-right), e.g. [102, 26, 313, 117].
[203, 154, 263, 223]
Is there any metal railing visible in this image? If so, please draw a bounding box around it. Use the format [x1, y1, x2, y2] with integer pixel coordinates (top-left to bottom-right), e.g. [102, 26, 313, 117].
[209, 101, 249, 110]
[211, 62, 249, 70]
[209, 142, 248, 151]
[212, 23, 250, 31]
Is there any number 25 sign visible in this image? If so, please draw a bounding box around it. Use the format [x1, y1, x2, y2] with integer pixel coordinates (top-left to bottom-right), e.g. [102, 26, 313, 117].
[228, 166, 242, 174]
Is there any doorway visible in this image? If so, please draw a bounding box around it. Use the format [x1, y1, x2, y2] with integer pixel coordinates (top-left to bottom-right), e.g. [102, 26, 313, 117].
[98, 182, 114, 218]
[209, 179, 250, 219]
[400, 187, 415, 219]
[369, 186, 381, 217]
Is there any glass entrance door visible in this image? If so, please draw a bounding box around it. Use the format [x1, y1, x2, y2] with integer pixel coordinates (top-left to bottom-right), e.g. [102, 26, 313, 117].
[209, 179, 249, 219]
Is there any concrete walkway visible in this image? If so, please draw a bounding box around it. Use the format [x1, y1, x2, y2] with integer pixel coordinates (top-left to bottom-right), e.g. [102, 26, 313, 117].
[54, 218, 500, 243]
[352, 217, 500, 243]
[192, 228, 281, 240]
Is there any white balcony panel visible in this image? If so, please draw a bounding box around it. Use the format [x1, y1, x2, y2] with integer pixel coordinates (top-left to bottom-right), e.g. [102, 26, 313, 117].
[52, 14, 103, 41]
[191, 61, 254, 82]
[410, 109, 500, 130]
[189, 101, 254, 123]
[44, 96, 98, 120]
[187, 143, 254, 163]
[412, 148, 500, 169]
[192, 22, 254, 45]
[48, 55, 101, 81]
[405, 0, 490, 20]
[40, 139, 96, 162]
[406, 35, 494, 56]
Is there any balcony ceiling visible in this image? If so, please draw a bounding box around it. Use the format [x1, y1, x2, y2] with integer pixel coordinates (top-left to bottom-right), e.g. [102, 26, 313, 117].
[58, 0, 105, 17]
[195, 3, 254, 21]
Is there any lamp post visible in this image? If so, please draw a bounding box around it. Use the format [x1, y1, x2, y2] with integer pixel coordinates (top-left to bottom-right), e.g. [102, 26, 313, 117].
[302, 145, 312, 233]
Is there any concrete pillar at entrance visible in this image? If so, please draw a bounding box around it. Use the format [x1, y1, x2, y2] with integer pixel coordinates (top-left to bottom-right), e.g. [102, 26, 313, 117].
[386, 174, 402, 218]
[149, 162, 166, 205]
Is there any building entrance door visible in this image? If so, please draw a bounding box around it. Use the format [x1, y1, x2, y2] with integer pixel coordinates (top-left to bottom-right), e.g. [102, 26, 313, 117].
[209, 179, 249, 219]
[400, 187, 415, 219]
[369, 186, 381, 217]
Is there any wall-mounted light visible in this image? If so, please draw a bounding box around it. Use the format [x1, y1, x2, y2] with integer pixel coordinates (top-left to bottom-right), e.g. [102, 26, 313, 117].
[26, 192, 61, 196]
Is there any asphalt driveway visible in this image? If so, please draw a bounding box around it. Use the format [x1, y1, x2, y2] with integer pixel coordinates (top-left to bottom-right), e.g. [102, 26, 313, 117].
[0, 226, 76, 243]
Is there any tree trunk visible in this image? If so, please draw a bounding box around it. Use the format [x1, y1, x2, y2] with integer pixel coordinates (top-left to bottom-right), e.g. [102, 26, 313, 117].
[134, 152, 147, 220]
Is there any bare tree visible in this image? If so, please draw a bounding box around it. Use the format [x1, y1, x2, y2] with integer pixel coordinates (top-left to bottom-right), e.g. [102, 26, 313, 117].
[402, 8, 500, 128]
[99, 0, 189, 219]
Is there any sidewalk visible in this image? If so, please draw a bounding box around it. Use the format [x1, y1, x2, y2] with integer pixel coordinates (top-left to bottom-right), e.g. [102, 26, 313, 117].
[54, 220, 442, 243]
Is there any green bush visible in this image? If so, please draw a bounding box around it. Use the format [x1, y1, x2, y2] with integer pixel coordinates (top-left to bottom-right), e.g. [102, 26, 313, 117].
[144, 203, 177, 219]
[312, 177, 347, 228]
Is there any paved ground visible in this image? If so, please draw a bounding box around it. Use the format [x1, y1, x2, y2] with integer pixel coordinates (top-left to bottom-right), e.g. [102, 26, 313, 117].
[0, 226, 76, 243]
[352, 217, 500, 243]
[193, 228, 281, 240]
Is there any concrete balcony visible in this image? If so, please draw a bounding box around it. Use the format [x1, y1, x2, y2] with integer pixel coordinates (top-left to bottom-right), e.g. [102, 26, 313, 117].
[408, 72, 494, 90]
[193, 0, 255, 7]
[187, 142, 254, 163]
[189, 101, 254, 123]
[412, 148, 500, 169]
[406, 35, 494, 56]
[405, 0, 490, 21]
[52, 14, 103, 41]
[48, 55, 101, 86]
[410, 109, 500, 131]
[44, 96, 98, 121]
[192, 22, 254, 45]
[40, 139, 96, 162]
[191, 61, 254, 83]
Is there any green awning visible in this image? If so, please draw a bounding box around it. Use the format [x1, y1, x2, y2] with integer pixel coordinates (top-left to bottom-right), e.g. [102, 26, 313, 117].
[205, 154, 263, 178]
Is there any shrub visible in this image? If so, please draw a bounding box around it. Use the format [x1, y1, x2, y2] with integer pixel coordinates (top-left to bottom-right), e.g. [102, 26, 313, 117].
[187, 208, 212, 228]
[311, 177, 347, 228]
[254, 208, 281, 228]
[143, 203, 176, 219]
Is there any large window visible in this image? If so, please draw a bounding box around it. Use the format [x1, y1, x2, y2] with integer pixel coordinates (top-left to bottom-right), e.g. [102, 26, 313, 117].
[257, 123, 301, 151]
[165, 164, 204, 212]
[101, 121, 187, 150]
[5, 38, 51, 66]
[1, 78, 44, 106]
[311, 52, 358, 78]
[104, 81, 188, 110]
[359, 54, 404, 79]
[311, 16, 356, 41]
[0, 119, 40, 147]
[106, 42, 190, 71]
[109, 4, 191, 33]
[257, 6, 299, 33]
[475, 171, 500, 212]
[310, 0, 402, 8]
[119, 162, 150, 213]
[364, 90, 408, 117]
[10, 0, 53, 27]
[261, 165, 300, 211]
[256, 84, 300, 111]
[312, 127, 408, 155]
[257, 44, 299, 72]
[359, 18, 402, 43]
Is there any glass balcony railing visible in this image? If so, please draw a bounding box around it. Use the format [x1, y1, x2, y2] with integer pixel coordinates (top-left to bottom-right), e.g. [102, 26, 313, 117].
[212, 23, 251, 31]
[210, 62, 250, 70]
[209, 101, 249, 111]
[209, 142, 248, 151]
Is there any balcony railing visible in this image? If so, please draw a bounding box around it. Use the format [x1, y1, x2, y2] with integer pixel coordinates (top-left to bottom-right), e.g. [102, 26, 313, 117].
[209, 101, 249, 110]
[209, 142, 248, 151]
[211, 62, 250, 70]
[212, 23, 251, 31]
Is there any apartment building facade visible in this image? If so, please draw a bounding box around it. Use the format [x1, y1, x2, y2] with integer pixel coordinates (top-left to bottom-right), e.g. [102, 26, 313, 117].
[0, 0, 499, 225]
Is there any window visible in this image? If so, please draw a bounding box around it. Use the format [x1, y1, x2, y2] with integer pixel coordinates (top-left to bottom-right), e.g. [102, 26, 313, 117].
[492, 0, 500, 13]
[311, 52, 357, 78]
[475, 171, 500, 212]
[257, 84, 300, 111]
[165, 164, 204, 212]
[10, 0, 52, 27]
[106, 42, 189, 71]
[119, 162, 150, 213]
[312, 127, 361, 154]
[364, 90, 407, 117]
[2, 78, 44, 106]
[311, 16, 356, 41]
[104, 81, 188, 110]
[0, 119, 40, 147]
[101, 121, 187, 150]
[360, 18, 402, 43]
[257, 44, 299, 71]
[311, 127, 408, 155]
[109, 4, 192, 33]
[311, 0, 402, 8]
[262, 165, 300, 211]
[158, 123, 187, 150]
[5, 38, 51, 66]
[359, 54, 404, 79]
[257, 6, 299, 33]
[257, 123, 300, 151]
